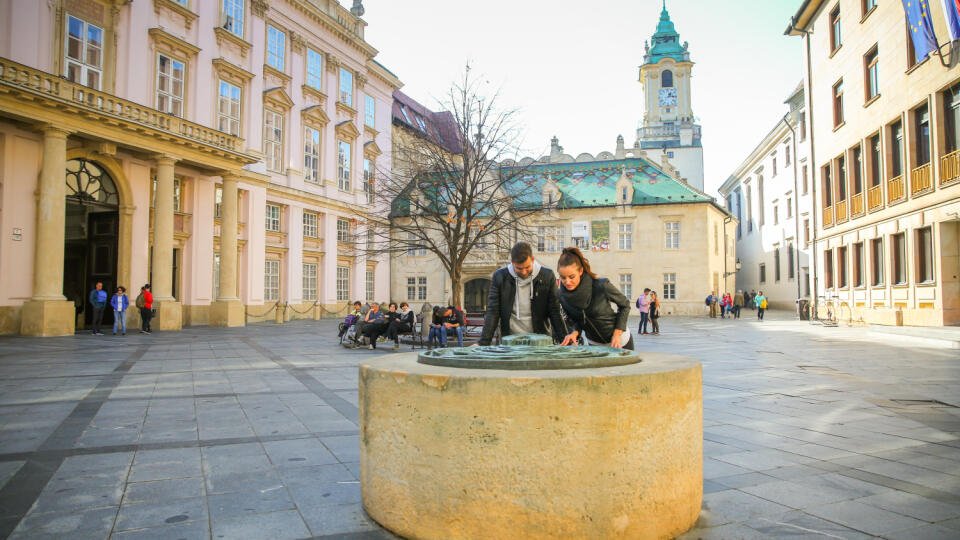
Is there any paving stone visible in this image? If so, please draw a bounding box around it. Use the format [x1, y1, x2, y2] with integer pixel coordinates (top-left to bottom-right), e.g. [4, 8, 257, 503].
[11, 505, 118, 538]
[206, 488, 296, 520]
[209, 509, 311, 540]
[262, 438, 340, 469]
[115, 496, 207, 531]
[122, 477, 205, 504]
[299, 502, 381, 536]
[856, 490, 960, 522]
[804, 499, 927, 536]
[110, 519, 210, 540]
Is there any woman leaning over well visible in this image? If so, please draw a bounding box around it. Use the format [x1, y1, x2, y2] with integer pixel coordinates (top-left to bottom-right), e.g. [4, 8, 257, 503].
[556, 247, 634, 350]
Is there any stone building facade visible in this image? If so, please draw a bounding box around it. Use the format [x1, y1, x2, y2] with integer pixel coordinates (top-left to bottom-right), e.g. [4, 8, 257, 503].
[0, 0, 399, 335]
[788, 0, 960, 325]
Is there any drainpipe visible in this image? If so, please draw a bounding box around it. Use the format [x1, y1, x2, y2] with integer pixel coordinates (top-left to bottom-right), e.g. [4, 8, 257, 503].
[781, 112, 803, 316]
[791, 16, 819, 320]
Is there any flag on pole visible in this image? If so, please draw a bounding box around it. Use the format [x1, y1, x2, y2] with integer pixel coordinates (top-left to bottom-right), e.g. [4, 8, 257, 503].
[942, 0, 960, 40]
[902, 0, 939, 63]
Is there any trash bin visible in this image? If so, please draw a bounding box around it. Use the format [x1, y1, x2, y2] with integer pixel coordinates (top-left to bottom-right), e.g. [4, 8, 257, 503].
[798, 299, 810, 320]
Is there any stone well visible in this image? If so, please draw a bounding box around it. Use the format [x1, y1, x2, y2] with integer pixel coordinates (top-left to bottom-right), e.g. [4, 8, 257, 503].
[359, 342, 702, 540]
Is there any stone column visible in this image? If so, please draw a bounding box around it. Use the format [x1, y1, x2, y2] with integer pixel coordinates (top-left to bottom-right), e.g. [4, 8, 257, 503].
[151, 155, 182, 330]
[210, 174, 245, 326]
[21, 126, 76, 336]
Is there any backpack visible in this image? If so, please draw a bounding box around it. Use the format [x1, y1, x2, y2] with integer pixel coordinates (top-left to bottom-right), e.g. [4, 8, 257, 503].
[636, 297, 641, 309]
[760, 299, 768, 309]
[135, 292, 145, 309]
[704, 295, 711, 306]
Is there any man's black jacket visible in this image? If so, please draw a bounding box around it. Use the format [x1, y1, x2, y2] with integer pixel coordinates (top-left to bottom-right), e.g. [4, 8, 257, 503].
[479, 266, 567, 345]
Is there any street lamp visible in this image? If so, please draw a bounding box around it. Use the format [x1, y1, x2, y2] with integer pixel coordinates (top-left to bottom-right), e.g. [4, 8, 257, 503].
[724, 258, 741, 278]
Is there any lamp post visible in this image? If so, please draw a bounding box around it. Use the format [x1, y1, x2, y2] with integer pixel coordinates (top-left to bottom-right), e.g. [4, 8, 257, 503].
[724, 258, 742, 279]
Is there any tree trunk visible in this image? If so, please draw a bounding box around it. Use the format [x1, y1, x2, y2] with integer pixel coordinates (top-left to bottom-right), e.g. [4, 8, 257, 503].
[449, 268, 463, 308]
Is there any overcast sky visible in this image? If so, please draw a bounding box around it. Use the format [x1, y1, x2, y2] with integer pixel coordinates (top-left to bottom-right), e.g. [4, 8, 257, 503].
[361, 1, 802, 196]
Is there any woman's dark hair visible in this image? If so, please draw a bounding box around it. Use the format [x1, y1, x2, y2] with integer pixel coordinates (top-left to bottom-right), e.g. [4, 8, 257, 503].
[557, 247, 598, 279]
[389, 302, 398, 309]
[399, 302, 409, 309]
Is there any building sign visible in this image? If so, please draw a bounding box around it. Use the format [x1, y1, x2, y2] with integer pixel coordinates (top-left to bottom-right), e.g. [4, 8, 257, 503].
[571, 221, 589, 249]
[591, 220, 610, 251]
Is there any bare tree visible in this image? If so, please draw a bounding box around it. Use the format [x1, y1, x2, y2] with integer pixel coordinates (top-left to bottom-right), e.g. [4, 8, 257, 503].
[358, 67, 542, 307]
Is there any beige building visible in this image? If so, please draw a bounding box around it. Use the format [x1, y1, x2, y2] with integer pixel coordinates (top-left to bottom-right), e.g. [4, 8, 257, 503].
[788, 0, 960, 326]
[0, 0, 399, 336]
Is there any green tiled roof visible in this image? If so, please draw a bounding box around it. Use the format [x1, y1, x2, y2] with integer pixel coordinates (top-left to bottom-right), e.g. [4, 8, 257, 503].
[505, 158, 712, 209]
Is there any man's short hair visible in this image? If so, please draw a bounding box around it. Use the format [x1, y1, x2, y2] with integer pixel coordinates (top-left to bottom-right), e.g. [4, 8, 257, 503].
[644, 288, 651, 293]
[510, 242, 533, 264]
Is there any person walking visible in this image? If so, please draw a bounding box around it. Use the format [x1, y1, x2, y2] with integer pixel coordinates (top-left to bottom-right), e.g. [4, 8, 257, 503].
[649, 291, 661, 335]
[136, 284, 153, 333]
[720, 293, 733, 319]
[755, 290, 768, 321]
[479, 242, 567, 346]
[636, 288, 651, 335]
[748, 289, 757, 311]
[556, 247, 633, 350]
[110, 286, 129, 335]
[88, 282, 108, 335]
[733, 290, 744, 319]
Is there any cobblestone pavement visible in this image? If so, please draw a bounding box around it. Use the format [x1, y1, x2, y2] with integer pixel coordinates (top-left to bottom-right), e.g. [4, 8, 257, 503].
[0, 311, 957, 539]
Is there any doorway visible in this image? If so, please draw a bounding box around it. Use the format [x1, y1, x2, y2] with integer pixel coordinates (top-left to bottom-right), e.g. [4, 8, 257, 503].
[63, 159, 120, 328]
[463, 278, 491, 313]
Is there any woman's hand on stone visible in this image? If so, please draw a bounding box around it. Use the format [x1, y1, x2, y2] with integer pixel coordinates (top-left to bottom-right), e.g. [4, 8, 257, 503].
[560, 331, 579, 346]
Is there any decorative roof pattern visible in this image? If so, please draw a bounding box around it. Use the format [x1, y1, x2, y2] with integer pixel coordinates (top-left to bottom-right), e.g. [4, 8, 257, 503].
[392, 90, 463, 154]
[505, 158, 712, 209]
[643, 2, 690, 65]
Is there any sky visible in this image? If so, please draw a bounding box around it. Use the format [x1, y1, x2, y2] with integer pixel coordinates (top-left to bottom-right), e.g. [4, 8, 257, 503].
[361, 0, 803, 197]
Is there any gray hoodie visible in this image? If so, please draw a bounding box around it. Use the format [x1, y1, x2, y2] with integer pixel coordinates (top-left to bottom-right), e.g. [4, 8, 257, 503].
[507, 260, 541, 335]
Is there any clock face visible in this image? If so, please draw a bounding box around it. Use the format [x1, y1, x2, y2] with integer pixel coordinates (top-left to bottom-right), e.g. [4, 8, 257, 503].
[659, 87, 678, 106]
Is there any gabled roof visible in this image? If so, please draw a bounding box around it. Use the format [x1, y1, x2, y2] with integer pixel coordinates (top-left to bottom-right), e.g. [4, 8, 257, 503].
[392, 90, 463, 154]
[505, 158, 712, 209]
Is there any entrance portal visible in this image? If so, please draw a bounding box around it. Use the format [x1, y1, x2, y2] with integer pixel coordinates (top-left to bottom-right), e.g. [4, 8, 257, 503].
[463, 278, 491, 313]
[63, 159, 119, 329]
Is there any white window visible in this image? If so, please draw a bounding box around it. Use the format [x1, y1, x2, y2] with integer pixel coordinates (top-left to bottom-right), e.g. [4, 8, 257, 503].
[336, 266, 350, 301]
[64, 15, 103, 89]
[306, 48, 323, 90]
[366, 269, 375, 302]
[618, 223, 633, 250]
[536, 226, 561, 253]
[302, 263, 317, 301]
[266, 25, 285, 71]
[407, 232, 426, 256]
[304, 126, 320, 183]
[339, 67, 353, 106]
[265, 204, 281, 232]
[337, 140, 351, 190]
[214, 186, 223, 219]
[217, 80, 241, 136]
[302, 211, 318, 238]
[264, 260, 280, 301]
[157, 54, 185, 117]
[663, 273, 677, 300]
[363, 158, 374, 203]
[619, 274, 632, 300]
[221, 0, 244, 37]
[364, 94, 376, 128]
[664, 221, 680, 249]
[264, 109, 283, 172]
[213, 252, 221, 299]
[337, 218, 351, 243]
[407, 277, 427, 301]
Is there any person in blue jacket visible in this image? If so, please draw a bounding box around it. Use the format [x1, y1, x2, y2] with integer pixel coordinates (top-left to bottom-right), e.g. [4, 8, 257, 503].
[88, 282, 108, 335]
[111, 286, 129, 336]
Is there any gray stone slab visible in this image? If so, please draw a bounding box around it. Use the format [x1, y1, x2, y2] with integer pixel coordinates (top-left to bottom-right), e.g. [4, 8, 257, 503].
[206, 488, 296, 520]
[856, 490, 960, 522]
[0, 461, 25, 490]
[262, 438, 340, 469]
[209, 509, 311, 540]
[11, 505, 118, 538]
[741, 478, 862, 509]
[115, 496, 207, 531]
[743, 511, 877, 540]
[204, 470, 284, 495]
[122, 477, 205, 504]
[317, 434, 360, 463]
[129, 449, 202, 482]
[804, 499, 927, 536]
[110, 518, 210, 540]
[287, 481, 361, 508]
[299, 502, 381, 536]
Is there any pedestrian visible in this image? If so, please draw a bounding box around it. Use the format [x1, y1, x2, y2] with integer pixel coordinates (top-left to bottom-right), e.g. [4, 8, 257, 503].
[649, 291, 661, 335]
[360, 302, 386, 349]
[636, 288, 651, 335]
[387, 302, 415, 350]
[136, 284, 153, 334]
[556, 247, 633, 350]
[724, 292, 734, 318]
[88, 281, 107, 335]
[443, 305, 465, 347]
[733, 290, 744, 319]
[755, 290, 768, 321]
[709, 292, 720, 318]
[478, 241, 568, 346]
[748, 289, 757, 311]
[110, 286, 129, 335]
[427, 305, 446, 348]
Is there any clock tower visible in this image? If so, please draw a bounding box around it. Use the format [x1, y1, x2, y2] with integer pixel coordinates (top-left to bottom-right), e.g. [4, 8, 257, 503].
[636, 1, 704, 190]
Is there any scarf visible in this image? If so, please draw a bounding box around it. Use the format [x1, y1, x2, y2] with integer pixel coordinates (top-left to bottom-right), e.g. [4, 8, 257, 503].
[561, 272, 594, 310]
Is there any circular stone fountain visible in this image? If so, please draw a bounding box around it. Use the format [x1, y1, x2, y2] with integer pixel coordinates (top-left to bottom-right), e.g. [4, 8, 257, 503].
[359, 334, 702, 539]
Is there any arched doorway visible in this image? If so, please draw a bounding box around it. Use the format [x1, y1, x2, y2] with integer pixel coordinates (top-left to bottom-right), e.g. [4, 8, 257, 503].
[63, 159, 119, 328]
[463, 278, 490, 313]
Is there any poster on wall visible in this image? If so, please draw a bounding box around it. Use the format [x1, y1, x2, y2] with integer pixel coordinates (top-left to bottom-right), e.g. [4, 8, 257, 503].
[591, 220, 610, 251]
[571, 221, 589, 249]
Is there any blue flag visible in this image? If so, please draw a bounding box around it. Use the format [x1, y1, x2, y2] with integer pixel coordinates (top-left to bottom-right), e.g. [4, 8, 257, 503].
[902, 0, 939, 63]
